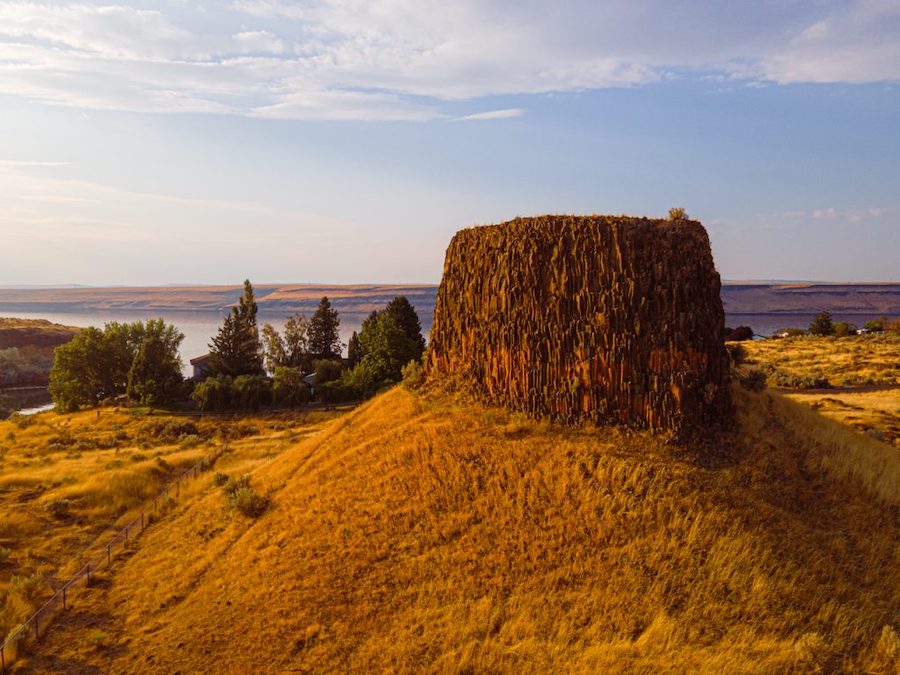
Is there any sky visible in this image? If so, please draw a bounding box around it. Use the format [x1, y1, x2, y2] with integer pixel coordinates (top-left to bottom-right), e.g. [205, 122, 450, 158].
[0, 0, 898, 285]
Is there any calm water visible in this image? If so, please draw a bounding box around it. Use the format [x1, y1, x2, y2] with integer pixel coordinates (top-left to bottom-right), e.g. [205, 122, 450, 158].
[5, 309, 435, 374]
[2, 309, 883, 415]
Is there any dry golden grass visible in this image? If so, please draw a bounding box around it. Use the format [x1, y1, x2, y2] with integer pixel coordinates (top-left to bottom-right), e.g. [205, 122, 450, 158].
[0, 406, 345, 651]
[12, 384, 900, 673]
[742, 333, 900, 388]
[784, 390, 900, 449]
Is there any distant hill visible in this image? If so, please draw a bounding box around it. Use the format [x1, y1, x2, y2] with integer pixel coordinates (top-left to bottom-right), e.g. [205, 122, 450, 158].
[22, 385, 900, 672]
[0, 282, 897, 318]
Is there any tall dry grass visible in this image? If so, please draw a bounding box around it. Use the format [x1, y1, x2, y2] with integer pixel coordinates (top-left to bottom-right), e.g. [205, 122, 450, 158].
[21, 385, 900, 673]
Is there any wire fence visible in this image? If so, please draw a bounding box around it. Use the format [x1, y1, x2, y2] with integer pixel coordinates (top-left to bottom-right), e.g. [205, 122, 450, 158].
[0, 441, 229, 673]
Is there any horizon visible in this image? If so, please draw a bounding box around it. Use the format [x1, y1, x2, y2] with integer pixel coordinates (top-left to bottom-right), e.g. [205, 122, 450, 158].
[1, 1, 899, 284]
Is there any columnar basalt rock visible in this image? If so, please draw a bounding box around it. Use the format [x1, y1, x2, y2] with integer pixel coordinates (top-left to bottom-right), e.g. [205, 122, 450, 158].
[428, 215, 730, 433]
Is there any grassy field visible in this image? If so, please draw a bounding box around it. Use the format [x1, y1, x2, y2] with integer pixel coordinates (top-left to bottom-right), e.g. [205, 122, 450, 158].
[741, 333, 900, 445]
[742, 332, 900, 389]
[0, 405, 348, 655]
[7, 383, 898, 673]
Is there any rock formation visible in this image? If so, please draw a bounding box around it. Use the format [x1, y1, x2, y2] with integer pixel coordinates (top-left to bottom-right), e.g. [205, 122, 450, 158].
[428, 215, 730, 433]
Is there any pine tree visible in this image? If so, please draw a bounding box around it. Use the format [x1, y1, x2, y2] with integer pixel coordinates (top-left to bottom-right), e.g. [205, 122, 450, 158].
[308, 296, 341, 359]
[384, 296, 426, 361]
[208, 280, 263, 376]
[347, 331, 361, 367]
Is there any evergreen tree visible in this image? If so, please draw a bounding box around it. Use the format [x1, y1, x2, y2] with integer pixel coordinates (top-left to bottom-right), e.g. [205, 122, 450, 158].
[308, 296, 341, 359]
[347, 331, 362, 368]
[209, 281, 263, 376]
[384, 296, 426, 360]
[809, 311, 835, 336]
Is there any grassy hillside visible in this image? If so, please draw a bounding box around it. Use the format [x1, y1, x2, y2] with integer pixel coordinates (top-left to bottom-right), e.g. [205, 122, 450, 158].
[14, 384, 900, 673]
[0, 407, 345, 657]
[743, 333, 900, 389]
[0, 318, 78, 394]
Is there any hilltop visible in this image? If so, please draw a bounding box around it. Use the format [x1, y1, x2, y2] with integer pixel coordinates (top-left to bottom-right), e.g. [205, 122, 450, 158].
[18, 383, 900, 673]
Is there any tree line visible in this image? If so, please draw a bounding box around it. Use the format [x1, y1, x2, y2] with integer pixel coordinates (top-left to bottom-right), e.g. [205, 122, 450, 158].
[48, 279, 427, 413]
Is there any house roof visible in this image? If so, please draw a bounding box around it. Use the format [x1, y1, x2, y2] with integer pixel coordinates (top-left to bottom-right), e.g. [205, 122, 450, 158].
[190, 354, 212, 365]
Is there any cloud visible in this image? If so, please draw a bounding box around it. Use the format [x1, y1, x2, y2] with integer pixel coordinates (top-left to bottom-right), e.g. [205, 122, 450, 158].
[456, 108, 524, 121]
[0, 1, 897, 120]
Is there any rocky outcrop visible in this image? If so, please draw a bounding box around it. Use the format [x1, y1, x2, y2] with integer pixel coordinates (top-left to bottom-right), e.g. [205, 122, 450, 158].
[428, 215, 730, 433]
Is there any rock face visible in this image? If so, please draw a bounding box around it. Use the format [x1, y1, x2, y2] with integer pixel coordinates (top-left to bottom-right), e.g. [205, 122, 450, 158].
[428, 215, 730, 433]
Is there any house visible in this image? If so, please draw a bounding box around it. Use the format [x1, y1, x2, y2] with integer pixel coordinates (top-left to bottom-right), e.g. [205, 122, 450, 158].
[190, 354, 213, 382]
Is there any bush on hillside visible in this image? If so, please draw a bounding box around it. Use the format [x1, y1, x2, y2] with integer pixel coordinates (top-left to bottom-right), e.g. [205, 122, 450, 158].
[833, 322, 858, 337]
[401, 359, 426, 389]
[231, 375, 272, 411]
[317, 380, 359, 403]
[191, 375, 233, 411]
[273, 366, 310, 407]
[313, 359, 343, 387]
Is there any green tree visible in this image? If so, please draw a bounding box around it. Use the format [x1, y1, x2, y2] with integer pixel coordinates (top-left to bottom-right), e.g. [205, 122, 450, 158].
[273, 366, 309, 407]
[209, 281, 263, 377]
[343, 312, 419, 398]
[308, 297, 341, 359]
[833, 322, 859, 338]
[347, 331, 362, 368]
[49, 320, 184, 411]
[126, 319, 184, 405]
[864, 317, 886, 332]
[384, 296, 426, 360]
[283, 314, 311, 369]
[261, 324, 287, 374]
[809, 311, 835, 336]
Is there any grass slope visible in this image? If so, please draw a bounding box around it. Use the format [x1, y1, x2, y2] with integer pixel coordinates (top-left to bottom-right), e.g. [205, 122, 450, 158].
[17, 386, 900, 673]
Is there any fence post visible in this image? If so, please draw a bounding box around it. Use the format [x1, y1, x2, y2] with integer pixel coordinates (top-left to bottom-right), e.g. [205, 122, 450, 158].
[107, 544, 111, 566]
[141, 511, 145, 531]
[35, 614, 39, 640]
[124, 526, 128, 543]
[86, 563, 91, 586]
[63, 585, 67, 610]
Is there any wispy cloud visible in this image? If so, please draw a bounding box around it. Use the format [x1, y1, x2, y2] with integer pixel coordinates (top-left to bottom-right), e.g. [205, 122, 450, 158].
[0, 1, 897, 120]
[456, 108, 524, 121]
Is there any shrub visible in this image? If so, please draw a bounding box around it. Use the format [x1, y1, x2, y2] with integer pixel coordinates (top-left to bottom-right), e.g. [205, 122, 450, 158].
[191, 374, 233, 411]
[231, 375, 273, 411]
[738, 368, 767, 392]
[178, 434, 202, 449]
[317, 380, 359, 403]
[313, 359, 343, 387]
[44, 498, 73, 519]
[833, 322, 858, 337]
[10, 571, 45, 602]
[221, 474, 268, 517]
[87, 629, 109, 649]
[273, 366, 310, 407]
[401, 359, 426, 389]
[213, 472, 229, 487]
[0, 545, 11, 565]
[137, 419, 199, 445]
[668, 207, 688, 220]
[725, 343, 747, 367]
[229, 487, 269, 518]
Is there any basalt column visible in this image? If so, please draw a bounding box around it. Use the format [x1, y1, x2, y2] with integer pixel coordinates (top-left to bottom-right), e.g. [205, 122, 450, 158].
[427, 215, 730, 433]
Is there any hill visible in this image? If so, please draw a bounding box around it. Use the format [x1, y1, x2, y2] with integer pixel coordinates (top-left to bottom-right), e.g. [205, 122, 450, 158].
[0, 319, 79, 416]
[17, 383, 900, 673]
